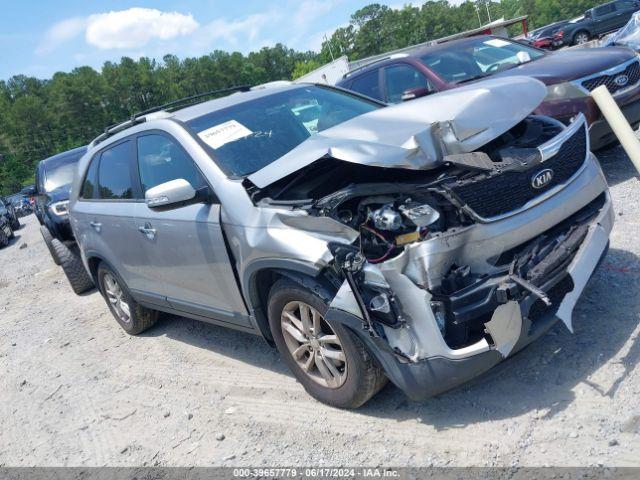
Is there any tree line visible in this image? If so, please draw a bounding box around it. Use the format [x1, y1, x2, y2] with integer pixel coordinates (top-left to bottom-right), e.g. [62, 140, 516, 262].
[0, 0, 607, 194]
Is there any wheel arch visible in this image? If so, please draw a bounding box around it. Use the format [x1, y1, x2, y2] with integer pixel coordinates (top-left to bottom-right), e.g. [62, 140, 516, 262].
[243, 259, 338, 344]
[85, 252, 112, 283]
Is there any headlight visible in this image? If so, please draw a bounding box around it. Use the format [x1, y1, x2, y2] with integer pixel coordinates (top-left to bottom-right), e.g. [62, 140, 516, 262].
[545, 82, 587, 101]
[50, 200, 69, 216]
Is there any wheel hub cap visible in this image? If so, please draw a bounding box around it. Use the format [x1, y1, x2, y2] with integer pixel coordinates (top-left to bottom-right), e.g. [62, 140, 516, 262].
[103, 273, 131, 324]
[280, 301, 347, 389]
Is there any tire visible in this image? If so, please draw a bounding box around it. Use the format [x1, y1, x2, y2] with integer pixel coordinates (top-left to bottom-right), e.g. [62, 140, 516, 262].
[268, 279, 387, 408]
[11, 218, 20, 231]
[573, 31, 590, 45]
[51, 239, 94, 294]
[40, 225, 61, 265]
[96, 262, 158, 335]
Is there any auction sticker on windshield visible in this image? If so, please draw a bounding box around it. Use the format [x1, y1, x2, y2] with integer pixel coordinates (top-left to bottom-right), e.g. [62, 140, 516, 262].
[484, 38, 511, 48]
[198, 120, 253, 149]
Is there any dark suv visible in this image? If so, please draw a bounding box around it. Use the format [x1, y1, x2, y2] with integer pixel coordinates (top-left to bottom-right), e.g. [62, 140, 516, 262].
[35, 146, 88, 266]
[337, 35, 640, 149]
[554, 0, 640, 46]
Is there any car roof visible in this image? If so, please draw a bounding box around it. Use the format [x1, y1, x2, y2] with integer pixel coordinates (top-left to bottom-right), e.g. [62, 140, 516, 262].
[171, 83, 308, 122]
[340, 35, 511, 81]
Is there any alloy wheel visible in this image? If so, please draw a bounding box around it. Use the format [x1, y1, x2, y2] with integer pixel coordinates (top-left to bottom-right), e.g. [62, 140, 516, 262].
[103, 273, 131, 324]
[575, 33, 589, 44]
[280, 301, 347, 389]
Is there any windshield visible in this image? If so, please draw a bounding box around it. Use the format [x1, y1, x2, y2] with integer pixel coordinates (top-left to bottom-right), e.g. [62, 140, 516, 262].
[43, 151, 84, 192]
[420, 37, 545, 84]
[185, 85, 381, 177]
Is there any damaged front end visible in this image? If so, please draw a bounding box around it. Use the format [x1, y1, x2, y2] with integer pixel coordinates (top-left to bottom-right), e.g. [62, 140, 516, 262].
[239, 80, 613, 400]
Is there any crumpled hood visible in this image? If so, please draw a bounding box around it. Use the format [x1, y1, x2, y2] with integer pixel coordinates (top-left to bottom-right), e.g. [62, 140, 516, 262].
[248, 76, 547, 189]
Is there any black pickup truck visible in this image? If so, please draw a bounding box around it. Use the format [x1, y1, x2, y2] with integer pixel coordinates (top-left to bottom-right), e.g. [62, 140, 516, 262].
[554, 0, 640, 46]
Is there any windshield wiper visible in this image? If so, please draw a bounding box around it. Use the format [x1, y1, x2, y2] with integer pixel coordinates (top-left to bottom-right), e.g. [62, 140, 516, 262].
[455, 73, 494, 85]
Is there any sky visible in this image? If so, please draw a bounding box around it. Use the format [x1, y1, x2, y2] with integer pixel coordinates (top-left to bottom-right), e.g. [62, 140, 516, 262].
[0, 0, 427, 81]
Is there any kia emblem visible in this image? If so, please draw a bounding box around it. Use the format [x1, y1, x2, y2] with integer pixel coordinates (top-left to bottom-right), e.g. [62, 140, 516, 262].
[614, 74, 629, 87]
[531, 168, 554, 189]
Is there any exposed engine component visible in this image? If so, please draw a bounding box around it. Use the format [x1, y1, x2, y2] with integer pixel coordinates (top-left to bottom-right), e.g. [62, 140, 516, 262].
[399, 203, 441, 227]
[359, 200, 442, 263]
[371, 205, 403, 231]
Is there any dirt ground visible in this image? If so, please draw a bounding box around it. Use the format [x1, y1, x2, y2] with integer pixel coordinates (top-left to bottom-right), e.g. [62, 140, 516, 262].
[1, 145, 640, 467]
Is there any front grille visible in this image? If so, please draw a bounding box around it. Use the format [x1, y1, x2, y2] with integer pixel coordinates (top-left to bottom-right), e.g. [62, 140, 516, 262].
[581, 60, 640, 94]
[528, 274, 575, 323]
[444, 124, 587, 219]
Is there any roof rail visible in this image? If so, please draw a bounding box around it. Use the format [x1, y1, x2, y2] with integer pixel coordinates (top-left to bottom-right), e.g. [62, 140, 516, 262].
[91, 84, 252, 147]
[134, 84, 252, 118]
[343, 53, 410, 79]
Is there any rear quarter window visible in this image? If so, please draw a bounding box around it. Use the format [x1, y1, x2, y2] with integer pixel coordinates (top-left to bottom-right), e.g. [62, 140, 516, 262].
[81, 155, 100, 199]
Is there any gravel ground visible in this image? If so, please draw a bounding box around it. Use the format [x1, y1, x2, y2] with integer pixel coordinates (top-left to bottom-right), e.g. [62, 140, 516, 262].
[1, 145, 639, 467]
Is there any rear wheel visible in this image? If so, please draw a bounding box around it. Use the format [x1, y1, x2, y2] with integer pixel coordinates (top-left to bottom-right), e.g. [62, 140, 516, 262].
[52, 239, 94, 294]
[40, 225, 60, 265]
[96, 263, 158, 334]
[573, 31, 590, 45]
[268, 279, 387, 408]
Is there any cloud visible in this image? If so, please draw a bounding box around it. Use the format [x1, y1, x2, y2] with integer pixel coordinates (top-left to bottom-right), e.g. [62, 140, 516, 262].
[198, 12, 278, 50]
[85, 8, 199, 50]
[37, 17, 88, 54]
[38, 8, 199, 54]
[292, 0, 337, 32]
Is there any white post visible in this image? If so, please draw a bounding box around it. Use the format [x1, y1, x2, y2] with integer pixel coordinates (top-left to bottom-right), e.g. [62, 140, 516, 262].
[590, 85, 640, 175]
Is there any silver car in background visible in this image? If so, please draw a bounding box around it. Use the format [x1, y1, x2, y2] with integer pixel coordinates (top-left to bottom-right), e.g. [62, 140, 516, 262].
[70, 78, 613, 408]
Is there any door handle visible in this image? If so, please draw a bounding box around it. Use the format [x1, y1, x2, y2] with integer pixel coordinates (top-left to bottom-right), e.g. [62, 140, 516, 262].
[90, 221, 102, 233]
[138, 224, 156, 240]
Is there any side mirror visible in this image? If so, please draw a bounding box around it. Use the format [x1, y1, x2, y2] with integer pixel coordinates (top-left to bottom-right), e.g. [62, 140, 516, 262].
[145, 178, 196, 209]
[401, 86, 431, 101]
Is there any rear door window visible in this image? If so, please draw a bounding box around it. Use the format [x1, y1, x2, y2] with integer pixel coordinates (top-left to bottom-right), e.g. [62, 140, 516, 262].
[349, 71, 383, 101]
[97, 141, 136, 200]
[136, 134, 206, 194]
[594, 4, 615, 15]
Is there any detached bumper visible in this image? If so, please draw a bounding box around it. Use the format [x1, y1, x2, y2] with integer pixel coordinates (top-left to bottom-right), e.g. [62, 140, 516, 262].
[327, 192, 614, 401]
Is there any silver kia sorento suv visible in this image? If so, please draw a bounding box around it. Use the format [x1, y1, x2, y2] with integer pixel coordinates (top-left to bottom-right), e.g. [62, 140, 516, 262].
[70, 78, 613, 408]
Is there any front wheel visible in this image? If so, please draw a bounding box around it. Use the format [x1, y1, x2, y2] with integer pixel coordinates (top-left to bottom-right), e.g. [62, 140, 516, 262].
[40, 225, 60, 265]
[96, 263, 158, 335]
[52, 239, 94, 294]
[268, 279, 387, 408]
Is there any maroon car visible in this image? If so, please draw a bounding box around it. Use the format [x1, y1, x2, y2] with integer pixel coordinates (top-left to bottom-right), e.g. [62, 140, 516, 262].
[337, 35, 640, 149]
